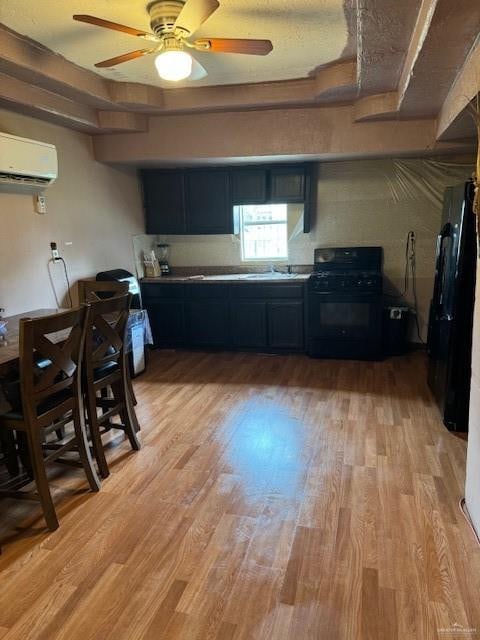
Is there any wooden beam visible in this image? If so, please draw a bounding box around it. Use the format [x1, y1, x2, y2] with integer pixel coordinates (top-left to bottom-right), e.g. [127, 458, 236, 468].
[436, 38, 480, 140]
[0, 72, 99, 132]
[354, 92, 399, 122]
[398, 0, 480, 116]
[97, 111, 149, 133]
[93, 105, 473, 165]
[0, 24, 115, 109]
[314, 60, 357, 102]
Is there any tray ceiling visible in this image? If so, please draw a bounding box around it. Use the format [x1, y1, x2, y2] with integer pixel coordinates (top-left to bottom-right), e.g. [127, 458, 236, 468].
[0, 0, 353, 88]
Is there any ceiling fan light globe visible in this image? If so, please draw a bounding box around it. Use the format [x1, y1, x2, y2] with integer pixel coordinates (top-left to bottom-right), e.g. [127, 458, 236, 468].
[155, 50, 192, 81]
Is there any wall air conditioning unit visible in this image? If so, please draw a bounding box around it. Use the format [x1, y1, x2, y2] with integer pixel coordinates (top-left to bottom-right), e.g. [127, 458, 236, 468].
[0, 131, 58, 194]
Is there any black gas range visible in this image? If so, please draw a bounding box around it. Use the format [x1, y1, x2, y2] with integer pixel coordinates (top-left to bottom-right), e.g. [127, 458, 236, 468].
[306, 247, 384, 360]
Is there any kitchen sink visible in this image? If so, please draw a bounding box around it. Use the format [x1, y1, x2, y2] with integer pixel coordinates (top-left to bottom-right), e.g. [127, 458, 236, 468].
[245, 272, 299, 280]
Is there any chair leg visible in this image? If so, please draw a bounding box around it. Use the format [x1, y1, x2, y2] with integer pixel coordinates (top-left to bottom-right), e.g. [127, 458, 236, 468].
[55, 425, 66, 441]
[26, 429, 59, 531]
[126, 371, 137, 407]
[16, 431, 33, 478]
[112, 379, 141, 451]
[73, 407, 101, 492]
[0, 429, 19, 477]
[85, 391, 110, 479]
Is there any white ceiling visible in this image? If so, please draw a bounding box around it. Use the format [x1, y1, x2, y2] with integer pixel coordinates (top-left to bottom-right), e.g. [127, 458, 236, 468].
[0, 0, 350, 88]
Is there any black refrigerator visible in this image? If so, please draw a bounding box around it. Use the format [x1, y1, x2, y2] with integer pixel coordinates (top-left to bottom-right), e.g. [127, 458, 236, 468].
[427, 181, 477, 431]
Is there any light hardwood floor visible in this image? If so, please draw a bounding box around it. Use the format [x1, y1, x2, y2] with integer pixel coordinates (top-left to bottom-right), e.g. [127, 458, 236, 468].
[0, 350, 479, 639]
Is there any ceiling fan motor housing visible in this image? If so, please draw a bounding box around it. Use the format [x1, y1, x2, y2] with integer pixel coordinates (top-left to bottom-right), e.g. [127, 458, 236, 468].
[147, 0, 186, 37]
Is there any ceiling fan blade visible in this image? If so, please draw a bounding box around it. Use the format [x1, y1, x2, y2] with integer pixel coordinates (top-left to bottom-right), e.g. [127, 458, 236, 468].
[94, 49, 153, 68]
[73, 15, 157, 41]
[174, 0, 220, 36]
[190, 57, 208, 80]
[194, 38, 273, 55]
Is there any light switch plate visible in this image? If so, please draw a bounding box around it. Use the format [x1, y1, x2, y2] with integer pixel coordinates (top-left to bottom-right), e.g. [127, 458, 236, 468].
[35, 194, 47, 214]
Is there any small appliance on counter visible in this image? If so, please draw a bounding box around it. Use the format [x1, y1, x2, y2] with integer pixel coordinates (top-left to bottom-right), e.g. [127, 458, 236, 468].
[306, 247, 384, 360]
[427, 181, 477, 432]
[156, 244, 171, 276]
[143, 251, 161, 278]
[96, 268, 142, 308]
[95, 269, 151, 376]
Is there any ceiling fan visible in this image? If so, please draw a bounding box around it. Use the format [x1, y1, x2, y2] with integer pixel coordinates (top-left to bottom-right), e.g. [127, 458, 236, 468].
[73, 0, 273, 82]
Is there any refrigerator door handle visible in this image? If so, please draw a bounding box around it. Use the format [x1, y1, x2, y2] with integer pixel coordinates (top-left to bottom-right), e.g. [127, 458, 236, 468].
[432, 222, 452, 311]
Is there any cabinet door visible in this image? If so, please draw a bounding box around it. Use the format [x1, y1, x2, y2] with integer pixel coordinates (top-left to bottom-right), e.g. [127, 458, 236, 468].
[142, 170, 186, 234]
[146, 300, 186, 347]
[231, 301, 267, 348]
[270, 166, 306, 203]
[185, 170, 232, 234]
[187, 300, 230, 346]
[232, 168, 267, 204]
[267, 301, 304, 349]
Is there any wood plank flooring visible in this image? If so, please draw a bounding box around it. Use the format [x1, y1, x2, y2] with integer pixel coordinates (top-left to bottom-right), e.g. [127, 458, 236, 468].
[0, 350, 479, 639]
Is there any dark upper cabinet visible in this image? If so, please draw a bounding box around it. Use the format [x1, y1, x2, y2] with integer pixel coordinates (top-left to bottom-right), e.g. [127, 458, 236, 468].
[142, 170, 186, 234]
[141, 163, 316, 235]
[231, 301, 267, 348]
[185, 170, 232, 234]
[267, 300, 304, 349]
[232, 168, 268, 204]
[270, 166, 306, 203]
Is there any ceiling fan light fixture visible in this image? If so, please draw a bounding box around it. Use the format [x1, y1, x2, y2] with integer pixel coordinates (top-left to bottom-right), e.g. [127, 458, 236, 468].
[155, 50, 192, 81]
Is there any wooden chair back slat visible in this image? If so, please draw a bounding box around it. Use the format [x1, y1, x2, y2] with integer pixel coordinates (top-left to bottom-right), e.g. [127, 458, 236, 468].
[19, 307, 88, 423]
[78, 280, 129, 304]
[84, 294, 132, 375]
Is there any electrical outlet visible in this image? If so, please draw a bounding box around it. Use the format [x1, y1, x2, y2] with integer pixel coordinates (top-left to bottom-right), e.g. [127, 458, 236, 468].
[50, 241, 60, 261]
[35, 194, 47, 214]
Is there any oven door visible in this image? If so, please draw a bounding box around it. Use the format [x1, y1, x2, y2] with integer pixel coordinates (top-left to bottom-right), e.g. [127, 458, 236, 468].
[307, 292, 382, 340]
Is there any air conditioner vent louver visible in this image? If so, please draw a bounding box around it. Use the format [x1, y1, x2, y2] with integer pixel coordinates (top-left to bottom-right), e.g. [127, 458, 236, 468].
[0, 173, 52, 186]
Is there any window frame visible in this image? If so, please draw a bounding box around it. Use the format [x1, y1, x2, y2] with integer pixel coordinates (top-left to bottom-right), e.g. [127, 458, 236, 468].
[238, 204, 289, 263]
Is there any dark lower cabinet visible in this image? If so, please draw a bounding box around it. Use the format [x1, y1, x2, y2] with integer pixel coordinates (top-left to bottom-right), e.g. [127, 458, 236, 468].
[143, 282, 305, 352]
[147, 300, 186, 347]
[267, 301, 304, 349]
[231, 301, 267, 348]
[187, 300, 230, 347]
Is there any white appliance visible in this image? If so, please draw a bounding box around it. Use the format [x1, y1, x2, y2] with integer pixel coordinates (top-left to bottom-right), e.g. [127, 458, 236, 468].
[0, 131, 58, 193]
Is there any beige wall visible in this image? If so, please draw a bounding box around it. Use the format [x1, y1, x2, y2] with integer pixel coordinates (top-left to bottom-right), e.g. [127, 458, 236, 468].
[0, 109, 144, 316]
[136, 157, 473, 341]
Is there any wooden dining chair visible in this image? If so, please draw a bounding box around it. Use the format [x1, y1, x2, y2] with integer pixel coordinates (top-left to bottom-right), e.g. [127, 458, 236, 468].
[78, 279, 137, 406]
[0, 307, 100, 531]
[78, 280, 129, 304]
[83, 294, 141, 479]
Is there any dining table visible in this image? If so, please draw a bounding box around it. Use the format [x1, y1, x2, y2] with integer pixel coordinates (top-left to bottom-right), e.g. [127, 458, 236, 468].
[0, 308, 64, 375]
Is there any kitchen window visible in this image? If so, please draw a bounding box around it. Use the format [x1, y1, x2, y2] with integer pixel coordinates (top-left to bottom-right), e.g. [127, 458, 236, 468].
[238, 204, 288, 261]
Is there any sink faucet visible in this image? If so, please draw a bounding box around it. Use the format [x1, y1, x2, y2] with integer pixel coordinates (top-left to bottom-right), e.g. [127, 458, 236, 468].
[269, 264, 293, 274]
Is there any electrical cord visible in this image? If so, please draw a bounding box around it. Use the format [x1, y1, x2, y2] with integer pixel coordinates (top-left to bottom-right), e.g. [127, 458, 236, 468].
[459, 498, 480, 547]
[385, 232, 412, 300]
[384, 230, 425, 344]
[58, 257, 73, 308]
[409, 233, 425, 344]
